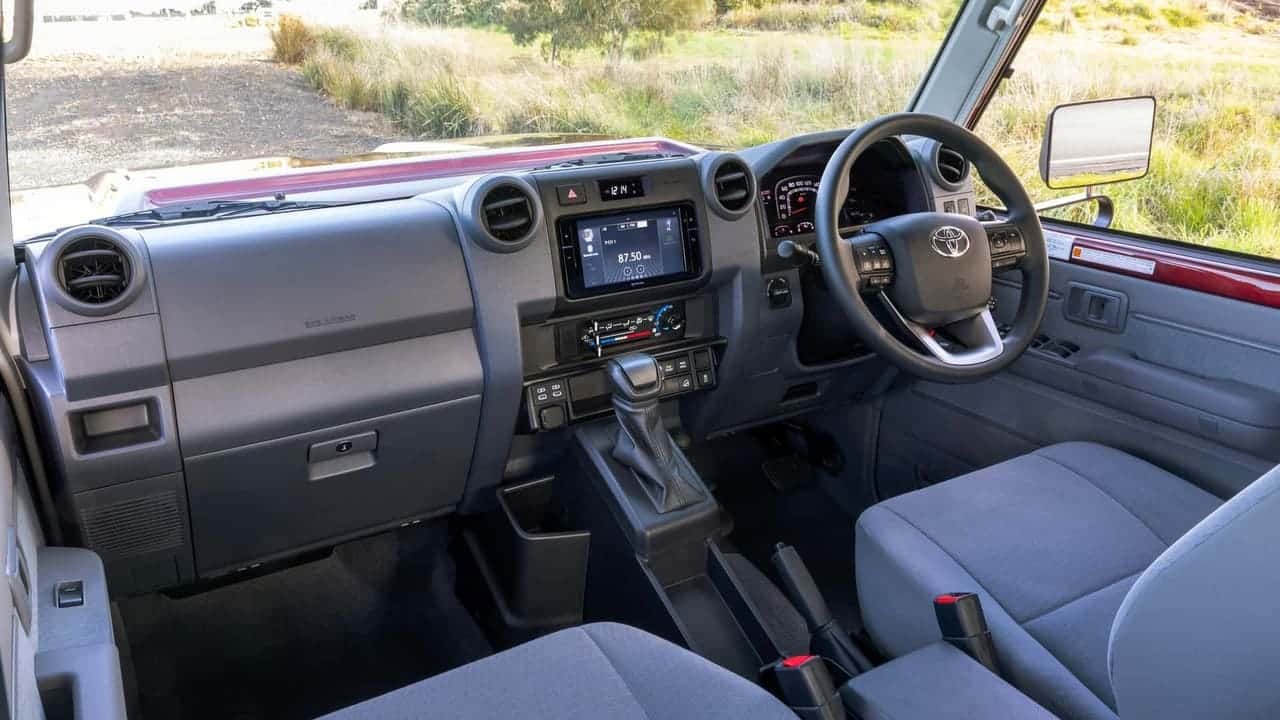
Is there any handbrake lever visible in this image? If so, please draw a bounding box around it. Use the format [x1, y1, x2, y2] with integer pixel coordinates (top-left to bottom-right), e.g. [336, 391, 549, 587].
[772, 543, 872, 677]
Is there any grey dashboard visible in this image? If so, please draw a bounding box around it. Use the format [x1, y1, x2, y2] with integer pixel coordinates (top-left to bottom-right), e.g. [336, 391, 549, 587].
[11, 132, 972, 597]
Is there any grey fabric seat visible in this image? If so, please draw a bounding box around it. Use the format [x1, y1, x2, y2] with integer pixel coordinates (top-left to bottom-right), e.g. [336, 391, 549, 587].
[321, 622, 796, 720]
[855, 442, 1223, 720]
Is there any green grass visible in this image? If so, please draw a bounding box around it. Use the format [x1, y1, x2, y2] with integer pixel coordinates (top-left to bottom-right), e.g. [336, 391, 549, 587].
[276, 2, 1280, 258]
[292, 25, 937, 144]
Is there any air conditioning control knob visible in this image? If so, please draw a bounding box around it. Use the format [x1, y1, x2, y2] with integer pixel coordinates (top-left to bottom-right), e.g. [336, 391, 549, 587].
[660, 309, 685, 332]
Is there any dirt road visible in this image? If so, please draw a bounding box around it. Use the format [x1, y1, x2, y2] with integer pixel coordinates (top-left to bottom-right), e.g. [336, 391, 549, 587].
[5, 16, 408, 190]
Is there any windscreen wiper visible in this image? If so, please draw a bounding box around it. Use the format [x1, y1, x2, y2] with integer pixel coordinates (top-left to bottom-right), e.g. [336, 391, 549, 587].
[20, 197, 346, 244]
[539, 151, 686, 170]
[87, 197, 342, 227]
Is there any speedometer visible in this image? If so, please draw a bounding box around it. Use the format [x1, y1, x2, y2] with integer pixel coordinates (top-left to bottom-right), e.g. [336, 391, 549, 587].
[774, 175, 819, 222]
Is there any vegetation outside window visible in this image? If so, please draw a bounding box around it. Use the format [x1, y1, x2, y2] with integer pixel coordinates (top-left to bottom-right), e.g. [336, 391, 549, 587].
[974, 0, 1280, 260]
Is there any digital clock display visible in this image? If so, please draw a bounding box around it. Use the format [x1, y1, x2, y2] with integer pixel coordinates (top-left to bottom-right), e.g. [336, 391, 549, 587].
[598, 177, 645, 201]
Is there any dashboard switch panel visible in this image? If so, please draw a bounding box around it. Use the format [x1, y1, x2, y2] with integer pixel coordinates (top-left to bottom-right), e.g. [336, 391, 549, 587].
[525, 343, 720, 431]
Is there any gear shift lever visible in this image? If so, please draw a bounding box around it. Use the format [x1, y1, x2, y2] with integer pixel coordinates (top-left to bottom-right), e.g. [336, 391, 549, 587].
[606, 352, 707, 513]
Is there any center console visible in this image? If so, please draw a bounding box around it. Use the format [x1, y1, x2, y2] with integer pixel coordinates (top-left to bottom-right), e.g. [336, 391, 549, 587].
[519, 157, 727, 432]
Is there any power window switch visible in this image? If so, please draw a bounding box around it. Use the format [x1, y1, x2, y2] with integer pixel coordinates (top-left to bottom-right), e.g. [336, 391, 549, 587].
[55, 580, 84, 608]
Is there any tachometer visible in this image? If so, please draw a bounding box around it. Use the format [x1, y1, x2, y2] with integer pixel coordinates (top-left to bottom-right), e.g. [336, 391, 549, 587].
[774, 175, 819, 222]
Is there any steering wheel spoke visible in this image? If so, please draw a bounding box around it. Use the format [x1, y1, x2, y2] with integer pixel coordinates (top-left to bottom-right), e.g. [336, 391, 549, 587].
[844, 233, 896, 292]
[983, 220, 1028, 270]
[878, 295, 1005, 367]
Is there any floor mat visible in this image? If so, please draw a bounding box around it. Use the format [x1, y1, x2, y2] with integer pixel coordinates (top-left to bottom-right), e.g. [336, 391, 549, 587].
[696, 431, 866, 635]
[117, 522, 491, 720]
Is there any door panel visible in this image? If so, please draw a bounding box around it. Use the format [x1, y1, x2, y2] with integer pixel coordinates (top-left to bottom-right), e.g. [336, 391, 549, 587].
[879, 220, 1280, 501]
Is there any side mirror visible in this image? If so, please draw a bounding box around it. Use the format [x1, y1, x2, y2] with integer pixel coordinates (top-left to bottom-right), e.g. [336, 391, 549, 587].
[1039, 96, 1156, 190]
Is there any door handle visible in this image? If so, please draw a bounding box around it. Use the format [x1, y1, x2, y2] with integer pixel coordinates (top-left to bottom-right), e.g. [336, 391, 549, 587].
[985, 0, 1028, 31]
[1064, 282, 1129, 332]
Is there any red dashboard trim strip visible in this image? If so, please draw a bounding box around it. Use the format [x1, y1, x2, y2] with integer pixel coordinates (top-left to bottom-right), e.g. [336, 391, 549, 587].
[144, 138, 701, 207]
[1058, 230, 1280, 309]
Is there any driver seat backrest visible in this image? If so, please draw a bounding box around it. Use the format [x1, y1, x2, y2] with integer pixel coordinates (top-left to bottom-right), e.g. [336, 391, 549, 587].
[1109, 463, 1280, 719]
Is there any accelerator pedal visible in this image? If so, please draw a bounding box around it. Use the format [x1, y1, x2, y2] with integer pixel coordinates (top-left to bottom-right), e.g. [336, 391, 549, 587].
[761, 453, 813, 492]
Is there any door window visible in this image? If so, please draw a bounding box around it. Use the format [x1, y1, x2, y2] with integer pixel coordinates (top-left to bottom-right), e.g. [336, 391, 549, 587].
[975, 0, 1280, 259]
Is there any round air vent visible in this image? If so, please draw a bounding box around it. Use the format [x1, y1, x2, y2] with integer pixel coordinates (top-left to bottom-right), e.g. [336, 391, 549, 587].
[58, 236, 130, 304]
[466, 176, 541, 252]
[932, 144, 971, 189]
[43, 225, 145, 316]
[704, 154, 756, 219]
[480, 183, 536, 244]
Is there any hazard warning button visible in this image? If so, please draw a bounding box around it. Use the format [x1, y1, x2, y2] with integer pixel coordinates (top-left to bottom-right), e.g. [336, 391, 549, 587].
[556, 183, 588, 206]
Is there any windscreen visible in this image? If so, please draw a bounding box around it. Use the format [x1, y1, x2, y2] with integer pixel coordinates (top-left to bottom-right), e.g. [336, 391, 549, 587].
[4, 0, 965, 239]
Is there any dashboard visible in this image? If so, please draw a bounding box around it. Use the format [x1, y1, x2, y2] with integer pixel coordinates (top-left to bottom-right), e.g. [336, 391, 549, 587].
[12, 129, 974, 599]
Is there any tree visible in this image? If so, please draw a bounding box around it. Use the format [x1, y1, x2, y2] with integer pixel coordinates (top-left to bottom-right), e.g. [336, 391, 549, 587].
[402, 0, 504, 27]
[501, 0, 708, 64]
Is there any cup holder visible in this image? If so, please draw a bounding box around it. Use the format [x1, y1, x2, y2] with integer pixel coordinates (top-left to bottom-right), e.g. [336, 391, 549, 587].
[464, 476, 590, 633]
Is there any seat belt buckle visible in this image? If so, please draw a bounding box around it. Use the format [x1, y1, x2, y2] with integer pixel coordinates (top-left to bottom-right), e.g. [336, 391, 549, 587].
[934, 592, 1003, 676]
[763, 654, 845, 720]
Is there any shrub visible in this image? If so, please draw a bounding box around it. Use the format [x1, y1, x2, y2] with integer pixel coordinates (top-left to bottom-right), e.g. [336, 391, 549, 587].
[1100, 0, 1154, 19]
[319, 28, 361, 60]
[271, 15, 315, 64]
[1161, 5, 1205, 27]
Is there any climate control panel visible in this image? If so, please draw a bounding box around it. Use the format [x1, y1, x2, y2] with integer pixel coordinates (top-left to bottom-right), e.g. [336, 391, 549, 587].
[578, 302, 685, 357]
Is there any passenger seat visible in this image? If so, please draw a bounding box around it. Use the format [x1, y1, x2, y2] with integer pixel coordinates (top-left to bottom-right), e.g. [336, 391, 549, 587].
[320, 622, 796, 719]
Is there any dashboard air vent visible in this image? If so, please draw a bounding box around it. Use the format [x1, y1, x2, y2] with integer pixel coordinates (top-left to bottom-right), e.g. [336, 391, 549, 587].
[57, 235, 131, 305]
[935, 145, 970, 187]
[713, 160, 753, 213]
[704, 154, 756, 219]
[480, 184, 536, 244]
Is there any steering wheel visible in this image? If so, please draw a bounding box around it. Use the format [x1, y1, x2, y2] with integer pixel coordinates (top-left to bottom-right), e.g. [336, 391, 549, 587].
[816, 113, 1049, 383]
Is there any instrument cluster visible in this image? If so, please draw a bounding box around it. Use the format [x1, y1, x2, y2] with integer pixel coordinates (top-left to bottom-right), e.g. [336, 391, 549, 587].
[758, 150, 910, 239]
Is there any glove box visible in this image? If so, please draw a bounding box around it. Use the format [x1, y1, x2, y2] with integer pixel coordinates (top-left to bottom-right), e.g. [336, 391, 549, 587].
[184, 394, 481, 576]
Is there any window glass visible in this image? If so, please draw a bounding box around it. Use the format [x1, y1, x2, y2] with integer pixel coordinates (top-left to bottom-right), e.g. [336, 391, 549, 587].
[975, 0, 1280, 259]
[6, 0, 967, 240]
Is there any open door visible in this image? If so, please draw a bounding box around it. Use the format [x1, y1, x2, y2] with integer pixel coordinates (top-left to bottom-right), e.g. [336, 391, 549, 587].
[0, 4, 128, 719]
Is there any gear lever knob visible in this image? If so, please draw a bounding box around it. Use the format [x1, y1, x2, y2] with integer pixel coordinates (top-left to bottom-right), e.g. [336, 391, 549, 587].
[606, 353, 661, 403]
[603, 352, 705, 513]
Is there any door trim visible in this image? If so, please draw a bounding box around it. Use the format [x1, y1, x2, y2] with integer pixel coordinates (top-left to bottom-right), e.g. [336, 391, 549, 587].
[1045, 224, 1280, 309]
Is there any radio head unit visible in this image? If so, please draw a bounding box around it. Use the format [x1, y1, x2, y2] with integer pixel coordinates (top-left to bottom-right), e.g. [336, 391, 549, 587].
[557, 203, 702, 299]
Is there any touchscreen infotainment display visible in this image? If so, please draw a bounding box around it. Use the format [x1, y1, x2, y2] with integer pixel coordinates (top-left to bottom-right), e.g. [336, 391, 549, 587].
[576, 207, 687, 289]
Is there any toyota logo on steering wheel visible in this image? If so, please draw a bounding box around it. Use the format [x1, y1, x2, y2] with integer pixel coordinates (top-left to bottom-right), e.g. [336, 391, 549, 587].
[930, 226, 971, 258]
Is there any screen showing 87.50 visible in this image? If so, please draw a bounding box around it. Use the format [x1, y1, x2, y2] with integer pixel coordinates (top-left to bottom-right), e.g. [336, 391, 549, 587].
[576, 208, 687, 289]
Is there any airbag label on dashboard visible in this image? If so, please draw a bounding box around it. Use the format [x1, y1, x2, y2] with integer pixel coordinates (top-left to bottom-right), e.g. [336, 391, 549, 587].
[1070, 246, 1157, 276]
[1043, 230, 1075, 261]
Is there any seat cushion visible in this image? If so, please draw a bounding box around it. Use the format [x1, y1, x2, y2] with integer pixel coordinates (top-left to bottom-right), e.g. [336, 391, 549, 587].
[855, 442, 1220, 720]
[319, 622, 796, 720]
